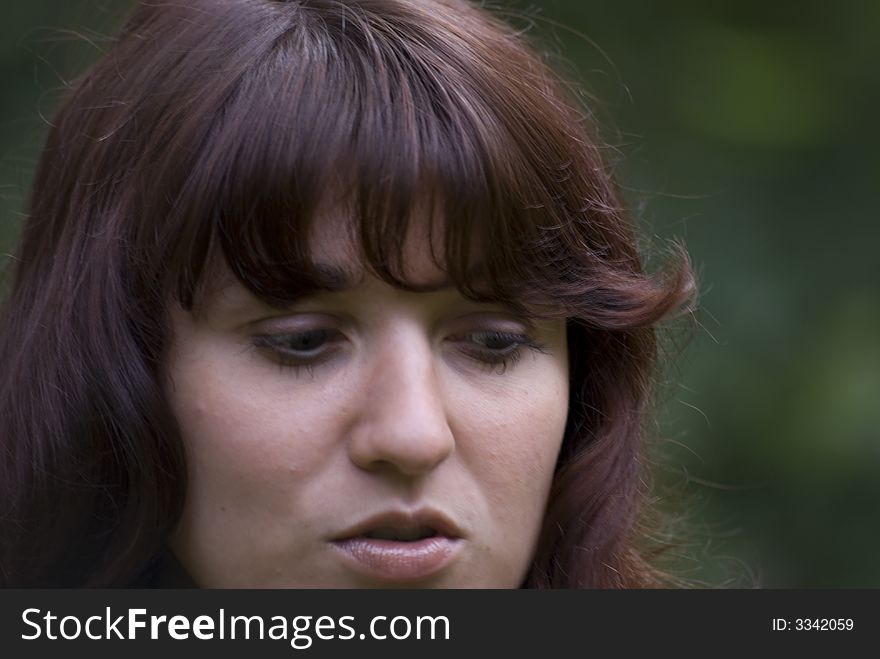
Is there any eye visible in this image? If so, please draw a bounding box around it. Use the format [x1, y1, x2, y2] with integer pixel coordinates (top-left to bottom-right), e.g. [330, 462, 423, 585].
[469, 330, 526, 352]
[457, 330, 548, 374]
[276, 329, 331, 353]
[251, 328, 342, 370]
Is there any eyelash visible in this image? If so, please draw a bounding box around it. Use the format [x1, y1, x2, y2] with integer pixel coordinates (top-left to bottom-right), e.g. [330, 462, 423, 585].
[460, 330, 548, 374]
[251, 330, 339, 376]
[251, 329, 548, 375]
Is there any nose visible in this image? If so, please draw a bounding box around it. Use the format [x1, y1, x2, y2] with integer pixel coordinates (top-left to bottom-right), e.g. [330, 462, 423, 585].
[347, 329, 455, 477]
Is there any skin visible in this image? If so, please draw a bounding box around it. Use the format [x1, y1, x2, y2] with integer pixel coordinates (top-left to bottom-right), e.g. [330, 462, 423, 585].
[162, 219, 569, 587]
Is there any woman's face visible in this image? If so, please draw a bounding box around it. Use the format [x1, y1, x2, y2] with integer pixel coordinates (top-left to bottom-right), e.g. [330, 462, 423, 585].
[163, 221, 569, 587]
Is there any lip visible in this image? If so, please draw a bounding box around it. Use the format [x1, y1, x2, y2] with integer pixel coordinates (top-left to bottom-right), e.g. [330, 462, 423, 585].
[330, 509, 464, 583]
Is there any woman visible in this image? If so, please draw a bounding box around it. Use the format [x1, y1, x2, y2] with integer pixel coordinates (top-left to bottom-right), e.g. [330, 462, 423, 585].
[0, 0, 694, 587]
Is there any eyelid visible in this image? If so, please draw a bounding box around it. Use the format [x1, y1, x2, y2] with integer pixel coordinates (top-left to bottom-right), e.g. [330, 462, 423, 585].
[451, 329, 547, 352]
[445, 329, 548, 375]
[248, 313, 350, 355]
[252, 327, 344, 347]
[248, 311, 353, 334]
[442, 310, 536, 336]
[250, 327, 347, 375]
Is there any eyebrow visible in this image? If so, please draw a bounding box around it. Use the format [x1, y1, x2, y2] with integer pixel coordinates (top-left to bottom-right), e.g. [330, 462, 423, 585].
[310, 262, 487, 293]
[213, 260, 546, 322]
[211, 260, 506, 319]
[311, 263, 364, 291]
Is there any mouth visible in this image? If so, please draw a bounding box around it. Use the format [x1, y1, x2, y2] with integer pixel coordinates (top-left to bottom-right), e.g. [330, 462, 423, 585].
[361, 525, 443, 542]
[330, 510, 464, 582]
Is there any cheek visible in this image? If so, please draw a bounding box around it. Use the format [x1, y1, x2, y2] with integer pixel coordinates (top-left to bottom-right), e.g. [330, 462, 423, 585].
[451, 363, 569, 514]
[164, 346, 338, 519]
[169, 365, 274, 466]
[163, 348, 350, 581]
[167, 330, 345, 457]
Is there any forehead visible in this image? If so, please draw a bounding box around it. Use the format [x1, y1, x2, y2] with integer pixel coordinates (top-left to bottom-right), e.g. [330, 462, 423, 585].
[192, 207, 467, 316]
[308, 202, 454, 290]
[190, 187, 536, 320]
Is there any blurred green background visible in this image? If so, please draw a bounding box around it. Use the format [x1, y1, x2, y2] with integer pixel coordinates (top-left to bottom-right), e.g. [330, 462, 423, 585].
[2, 1, 878, 587]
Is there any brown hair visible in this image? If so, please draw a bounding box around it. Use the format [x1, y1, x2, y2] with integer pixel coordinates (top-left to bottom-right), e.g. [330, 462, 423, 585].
[0, 0, 694, 587]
